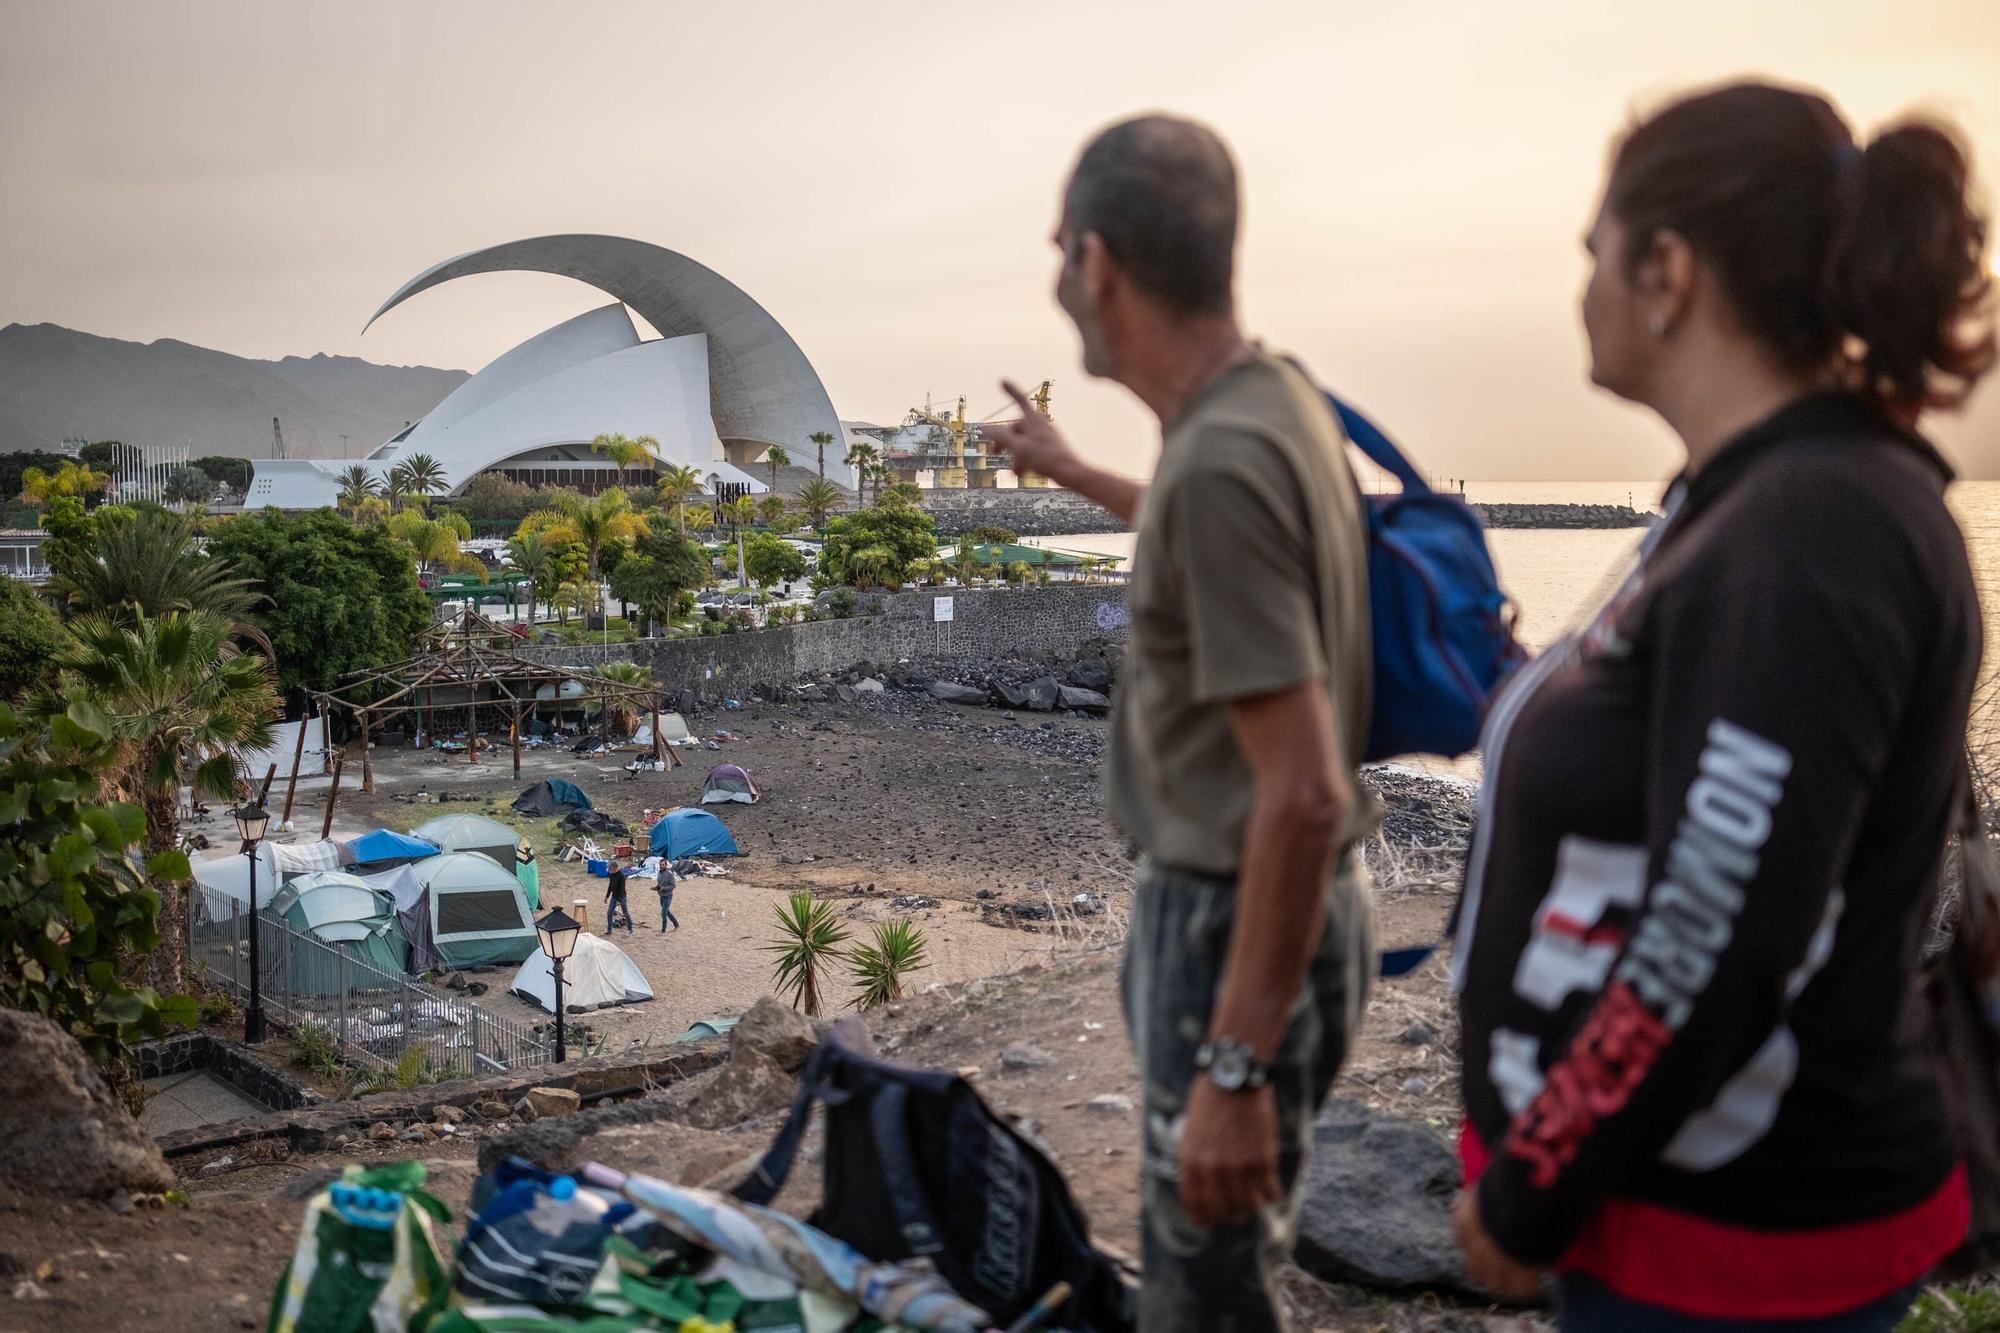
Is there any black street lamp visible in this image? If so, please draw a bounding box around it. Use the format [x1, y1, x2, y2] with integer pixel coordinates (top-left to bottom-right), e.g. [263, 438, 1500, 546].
[534, 906, 581, 1063]
[232, 802, 271, 1044]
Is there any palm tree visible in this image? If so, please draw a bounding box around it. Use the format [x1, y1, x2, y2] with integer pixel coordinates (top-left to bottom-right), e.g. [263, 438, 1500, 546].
[385, 509, 476, 579]
[163, 467, 210, 510]
[45, 508, 269, 650]
[766, 891, 849, 1017]
[591, 432, 659, 492]
[794, 478, 843, 530]
[335, 465, 382, 516]
[594, 662, 655, 735]
[558, 489, 648, 613]
[656, 464, 704, 533]
[681, 504, 716, 537]
[505, 530, 554, 625]
[389, 453, 447, 507]
[758, 494, 789, 530]
[850, 544, 894, 590]
[808, 430, 835, 479]
[844, 441, 880, 506]
[850, 920, 929, 1008]
[51, 609, 279, 986]
[20, 460, 110, 504]
[765, 444, 790, 493]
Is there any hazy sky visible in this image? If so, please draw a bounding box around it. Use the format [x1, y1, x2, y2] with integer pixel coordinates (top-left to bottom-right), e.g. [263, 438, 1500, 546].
[4, 0, 1998, 481]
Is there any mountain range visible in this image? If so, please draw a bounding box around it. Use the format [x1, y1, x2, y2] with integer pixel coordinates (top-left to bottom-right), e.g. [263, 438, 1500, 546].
[0, 322, 469, 459]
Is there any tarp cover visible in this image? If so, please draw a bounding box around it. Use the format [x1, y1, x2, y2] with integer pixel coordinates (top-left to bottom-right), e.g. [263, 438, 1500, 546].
[269, 839, 346, 874]
[346, 828, 441, 868]
[509, 932, 653, 1013]
[414, 851, 538, 968]
[352, 864, 437, 973]
[647, 808, 741, 859]
[700, 764, 760, 805]
[511, 779, 592, 817]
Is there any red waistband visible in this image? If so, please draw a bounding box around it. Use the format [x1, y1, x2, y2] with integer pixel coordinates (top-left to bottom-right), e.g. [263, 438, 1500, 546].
[1459, 1122, 1967, 1320]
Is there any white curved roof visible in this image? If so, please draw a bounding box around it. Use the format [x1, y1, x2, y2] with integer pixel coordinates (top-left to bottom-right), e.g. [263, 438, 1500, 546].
[367, 234, 842, 455]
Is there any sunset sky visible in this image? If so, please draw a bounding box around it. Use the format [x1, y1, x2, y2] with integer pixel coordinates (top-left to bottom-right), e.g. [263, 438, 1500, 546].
[4, 0, 1997, 481]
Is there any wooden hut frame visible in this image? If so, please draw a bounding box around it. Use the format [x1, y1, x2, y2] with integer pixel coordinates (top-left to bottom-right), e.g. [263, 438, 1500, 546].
[314, 608, 680, 792]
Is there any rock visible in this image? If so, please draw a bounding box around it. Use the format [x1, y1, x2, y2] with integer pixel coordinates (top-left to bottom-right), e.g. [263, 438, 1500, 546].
[1056, 686, 1110, 714]
[367, 1122, 397, 1142]
[1085, 1094, 1133, 1116]
[991, 681, 1032, 710]
[0, 1010, 174, 1200]
[441, 971, 468, 991]
[1066, 658, 1115, 692]
[524, 1087, 583, 1119]
[926, 681, 989, 706]
[834, 685, 858, 704]
[473, 1099, 513, 1121]
[432, 1104, 462, 1125]
[197, 1156, 236, 1177]
[399, 1125, 436, 1143]
[853, 677, 886, 694]
[681, 1046, 797, 1130]
[731, 996, 819, 1074]
[512, 1098, 537, 1122]
[1023, 677, 1061, 712]
[1400, 1022, 1438, 1047]
[1000, 1044, 1055, 1072]
[1294, 1098, 1480, 1297]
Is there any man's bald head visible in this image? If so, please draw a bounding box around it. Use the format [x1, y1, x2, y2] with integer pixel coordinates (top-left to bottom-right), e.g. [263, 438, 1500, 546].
[1063, 114, 1239, 317]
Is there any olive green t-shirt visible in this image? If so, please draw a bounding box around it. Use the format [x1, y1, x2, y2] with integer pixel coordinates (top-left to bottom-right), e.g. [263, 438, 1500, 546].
[1104, 351, 1374, 877]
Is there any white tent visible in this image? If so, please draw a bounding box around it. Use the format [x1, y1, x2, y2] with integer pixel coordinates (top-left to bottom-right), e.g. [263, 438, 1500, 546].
[190, 843, 282, 907]
[631, 713, 692, 748]
[509, 932, 654, 1013]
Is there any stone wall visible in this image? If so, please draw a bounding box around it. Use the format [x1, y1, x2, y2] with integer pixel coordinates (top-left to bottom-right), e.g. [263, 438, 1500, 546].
[518, 585, 1132, 702]
[917, 487, 1125, 536]
[1473, 503, 1654, 529]
[135, 1032, 319, 1121]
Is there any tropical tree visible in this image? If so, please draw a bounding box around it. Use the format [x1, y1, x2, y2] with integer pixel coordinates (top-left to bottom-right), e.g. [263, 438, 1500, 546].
[765, 444, 790, 492]
[766, 891, 849, 1017]
[819, 493, 938, 590]
[163, 467, 211, 510]
[594, 662, 655, 735]
[0, 578, 65, 702]
[555, 489, 649, 613]
[656, 464, 704, 533]
[20, 460, 110, 505]
[591, 432, 659, 491]
[614, 524, 711, 630]
[551, 580, 589, 626]
[850, 920, 929, 1009]
[843, 441, 880, 506]
[1005, 560, 1034, 585]
[966, 524, 1018, 546]
[45, 508, 268, 648]
[758, 494, 789, 530]
[682, 504, 716, 537]
[808, 430, 835, 478]
[793, 478, 843, 530]
[388, 453, 447, 507]
[385, 508, 477, 578]
[47, 611, 280, 985]
[335, 465, 382, 516]
[505, 529, 554, 625]
[190, 455, 252, 495]
[744, 532, 807, 590]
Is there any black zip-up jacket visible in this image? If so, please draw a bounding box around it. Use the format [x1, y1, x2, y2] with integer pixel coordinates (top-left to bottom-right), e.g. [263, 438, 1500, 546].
[1455, 393, 1980, 1319]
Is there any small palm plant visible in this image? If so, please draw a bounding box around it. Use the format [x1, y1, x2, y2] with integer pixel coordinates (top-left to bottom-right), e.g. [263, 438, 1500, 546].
[850, 920, 929, 1009]
[766, 891, 849, 1017]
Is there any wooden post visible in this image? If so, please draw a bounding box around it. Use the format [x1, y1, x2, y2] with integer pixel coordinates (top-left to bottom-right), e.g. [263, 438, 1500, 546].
[651, 700, 664, 769]
[424, 686, 432, 753]
[320, 751, 344, 839]
[468, 697, 479, 764]
[360, 708, 374, 794]
[600, 687, 611, 746]
[278, 707, 311, 829]
[511, 706, 522, 779]
[256, 763, 278, 806]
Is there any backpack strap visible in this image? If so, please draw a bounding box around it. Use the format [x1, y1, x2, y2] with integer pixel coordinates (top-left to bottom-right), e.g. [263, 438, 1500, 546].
[732, 1041, 849, 1206]
[1327, 394, 1432, 497]
[867, 1079, 948, 1257]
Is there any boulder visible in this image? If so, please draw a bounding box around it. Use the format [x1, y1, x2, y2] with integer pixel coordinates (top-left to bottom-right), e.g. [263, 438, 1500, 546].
[0, 1010, 173, 1200]
[1056, 686, 1110, 714]
[991, 682, 1032, 710]
[834, 685, 858, 704]
[1000, 1044, 1055, 1072]
[524, 1086, 583, 1119]
[731, 996, 818, 1074]
[852, 677, 887, 694]
[1023, 677, 1061, 712]
[1293, 1098, 1480, 1297]
[1066, 657, 1115, 692]
[926, 681, 990, 706]
[681, 1046, 796, 1130]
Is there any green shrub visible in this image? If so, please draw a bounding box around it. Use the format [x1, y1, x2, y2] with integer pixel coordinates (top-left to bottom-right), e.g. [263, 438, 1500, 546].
[1902, 1285, 2000, 1332]
[850, 920, 930, 1009]
[765, 891, 849, 1018]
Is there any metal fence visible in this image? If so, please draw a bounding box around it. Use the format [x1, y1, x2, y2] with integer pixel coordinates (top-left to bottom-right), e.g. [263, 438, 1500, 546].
[189, 886, 550, 1081]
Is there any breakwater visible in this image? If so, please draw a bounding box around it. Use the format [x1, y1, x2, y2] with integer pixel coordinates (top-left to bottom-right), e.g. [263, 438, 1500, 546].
[918, 487, 1653, 535]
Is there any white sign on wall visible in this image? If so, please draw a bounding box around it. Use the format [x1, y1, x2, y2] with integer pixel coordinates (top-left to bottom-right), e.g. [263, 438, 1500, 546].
[933, 596, 955, 623]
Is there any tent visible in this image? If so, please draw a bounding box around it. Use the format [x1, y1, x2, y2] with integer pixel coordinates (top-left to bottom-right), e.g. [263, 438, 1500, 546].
[352, 863, 440, 974]
[700, 764, 759, 805]
[270, 872, 409, 992]
[631, 713, 692, 748]
[509, 933, 653, 1013]
[511, 779, 592, 817]
[410, 813, 520, 870]
[672, 1017, 740, 1044]
[414, 851, 540, 968]
[190, 843, 284, 908]
[648, 808, 741, 859]
[346, 828, 441, 871]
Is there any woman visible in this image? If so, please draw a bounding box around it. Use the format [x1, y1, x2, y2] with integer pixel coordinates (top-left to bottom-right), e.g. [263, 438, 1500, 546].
[1454, 81, 1995, 1328]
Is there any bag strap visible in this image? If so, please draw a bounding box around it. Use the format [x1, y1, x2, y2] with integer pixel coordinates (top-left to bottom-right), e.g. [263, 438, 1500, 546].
[732, 1042, 848, 1206]
[1326, 393, 1432, 497]
[867, 1079, 947, 1257]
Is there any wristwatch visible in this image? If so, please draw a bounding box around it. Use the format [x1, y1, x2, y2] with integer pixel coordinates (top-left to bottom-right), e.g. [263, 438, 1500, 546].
[1194, 1037, 1270, 1092]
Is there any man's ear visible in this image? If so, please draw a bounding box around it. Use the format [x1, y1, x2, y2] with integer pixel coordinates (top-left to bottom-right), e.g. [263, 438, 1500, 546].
[1078, 231, 1118, 308]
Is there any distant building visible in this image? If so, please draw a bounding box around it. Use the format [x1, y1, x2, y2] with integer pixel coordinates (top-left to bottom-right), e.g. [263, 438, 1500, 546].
[246, 234, 846, 510]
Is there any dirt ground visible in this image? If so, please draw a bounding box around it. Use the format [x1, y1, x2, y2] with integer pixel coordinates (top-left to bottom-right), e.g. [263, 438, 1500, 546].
[3, 692, 1496, 1331]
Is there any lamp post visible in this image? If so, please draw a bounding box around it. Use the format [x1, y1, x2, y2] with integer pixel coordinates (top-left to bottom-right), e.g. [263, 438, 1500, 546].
[233, 802, 271, 1043]
[534, 906, 581, 1063]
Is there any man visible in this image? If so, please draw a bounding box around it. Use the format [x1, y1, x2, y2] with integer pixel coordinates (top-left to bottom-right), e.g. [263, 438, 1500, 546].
[988, 115, 1375, 1332]
[604, 860, 634, 933]
[655, 862, 680, 931]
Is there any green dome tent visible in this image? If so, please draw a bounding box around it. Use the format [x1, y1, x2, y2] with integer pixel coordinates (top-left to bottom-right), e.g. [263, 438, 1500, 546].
[414, 851, 539, 969]
[410, 813, 520, 870]
[270, 871, 409, 994]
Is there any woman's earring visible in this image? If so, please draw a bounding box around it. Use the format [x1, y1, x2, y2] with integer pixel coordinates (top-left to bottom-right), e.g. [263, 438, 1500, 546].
[1648, 313, 1668, 339]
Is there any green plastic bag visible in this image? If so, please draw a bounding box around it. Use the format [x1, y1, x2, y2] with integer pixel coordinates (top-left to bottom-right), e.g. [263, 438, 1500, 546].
[267, 1161, 452, 1333]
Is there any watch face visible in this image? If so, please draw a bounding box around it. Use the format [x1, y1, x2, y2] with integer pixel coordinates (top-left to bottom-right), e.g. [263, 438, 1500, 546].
[1210, 1044, 1250, 1090]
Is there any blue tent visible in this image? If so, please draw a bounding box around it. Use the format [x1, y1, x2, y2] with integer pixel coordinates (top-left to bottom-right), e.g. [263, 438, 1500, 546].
[347, 828, 441, 868]
[648, 808, 741, 859]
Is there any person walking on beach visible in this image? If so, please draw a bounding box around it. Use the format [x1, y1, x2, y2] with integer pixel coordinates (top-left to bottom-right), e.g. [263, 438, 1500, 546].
[604, 860, 634, 933]
[1451, 82, 1993, 1329]
[990, 114, 1375, 1333]
[656, 862, 680, 932]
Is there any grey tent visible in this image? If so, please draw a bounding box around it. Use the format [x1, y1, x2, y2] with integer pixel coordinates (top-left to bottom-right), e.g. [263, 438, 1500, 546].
[411, 813, 520, 870]
[511, 779, 592, 817]
[414, 852, 538, 968]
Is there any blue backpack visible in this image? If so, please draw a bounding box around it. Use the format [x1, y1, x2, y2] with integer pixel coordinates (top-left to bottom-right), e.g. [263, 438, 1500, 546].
[1321, 391, 1524, 764]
